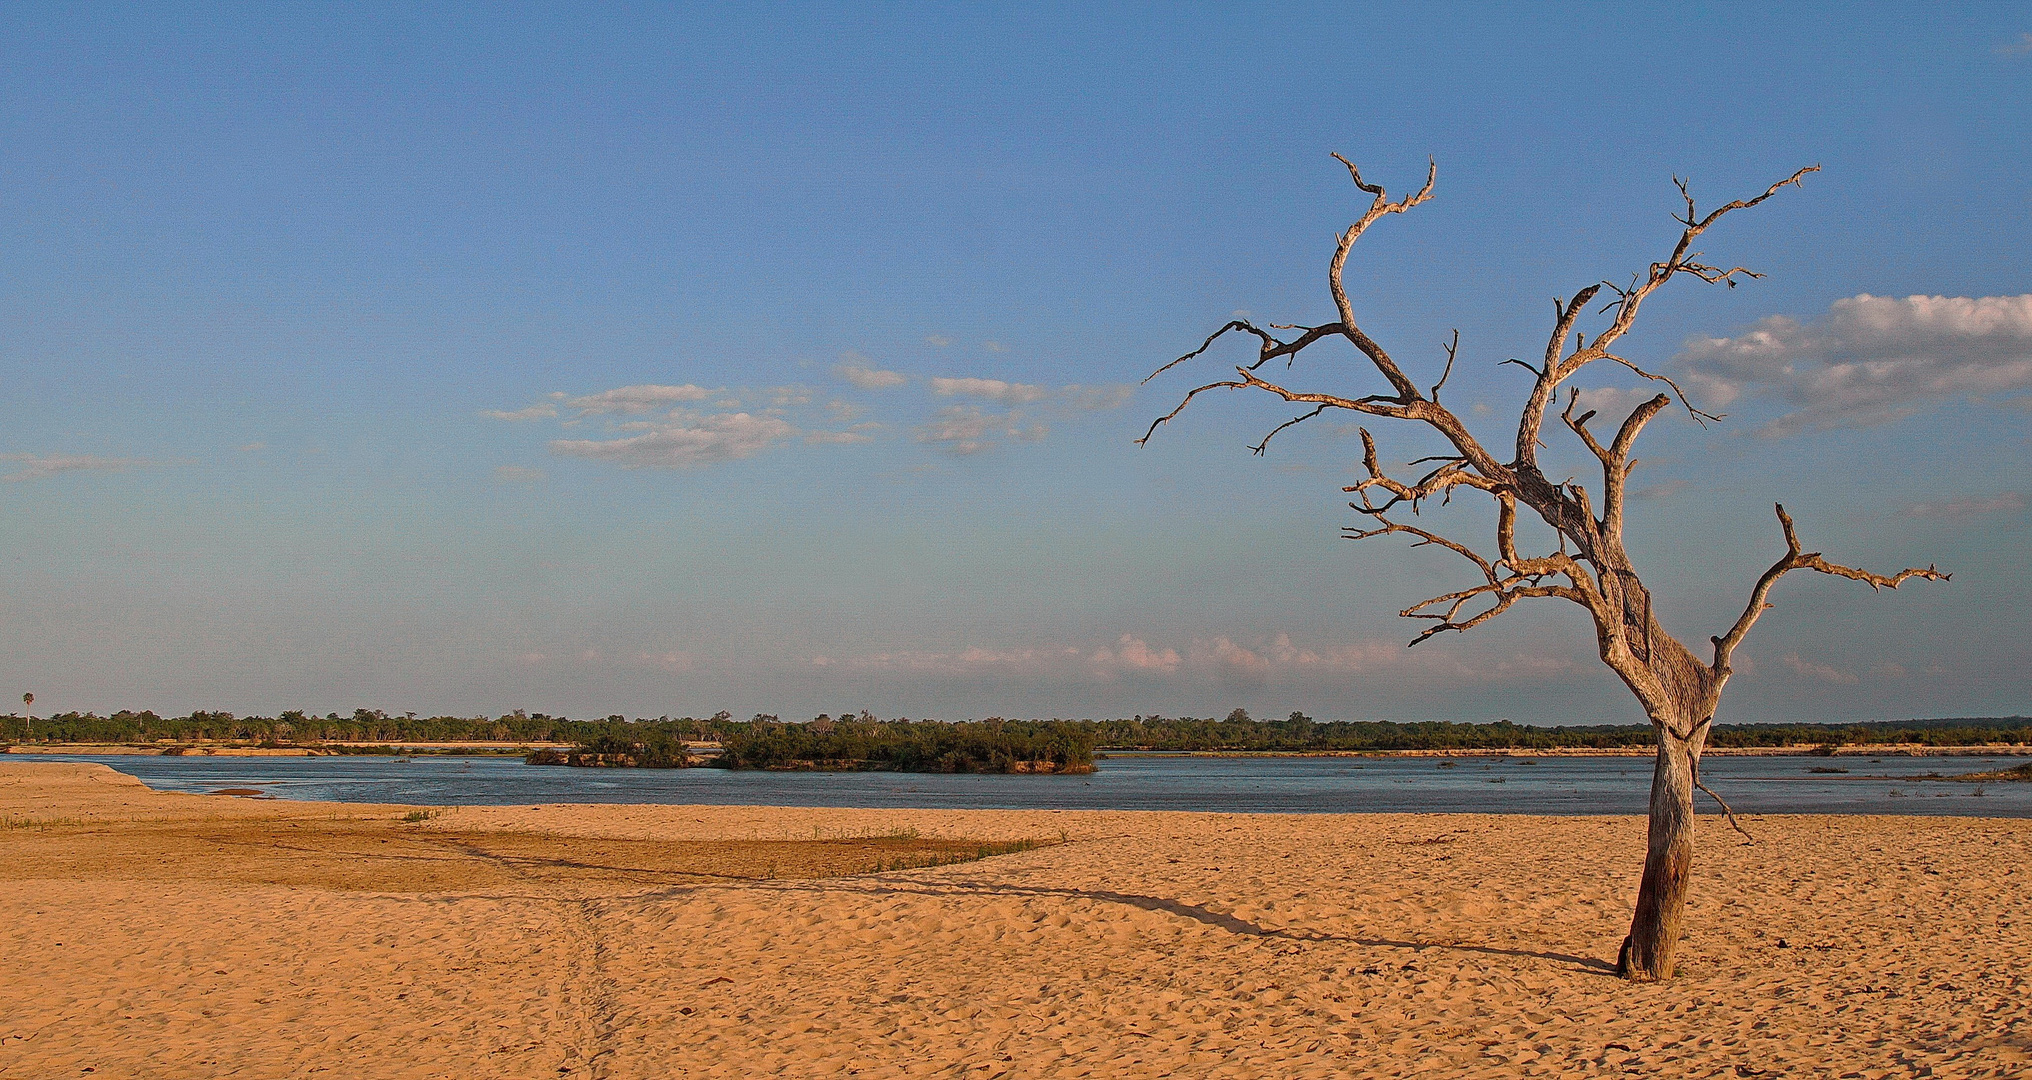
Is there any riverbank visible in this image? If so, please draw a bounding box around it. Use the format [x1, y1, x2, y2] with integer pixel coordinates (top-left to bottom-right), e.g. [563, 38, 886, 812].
[3, 741, 573, 756]
[2, 760, 2025, 1078]
[1152, 743, 2032, 759]
[14, 740, 2031, 760]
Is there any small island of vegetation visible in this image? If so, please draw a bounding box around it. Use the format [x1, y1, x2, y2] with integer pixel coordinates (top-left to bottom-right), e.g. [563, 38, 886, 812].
[530, 715, 1095, 774]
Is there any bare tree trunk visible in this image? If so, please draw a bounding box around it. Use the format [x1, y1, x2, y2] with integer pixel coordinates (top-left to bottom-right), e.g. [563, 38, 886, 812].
[1619, 718, 1703, 980]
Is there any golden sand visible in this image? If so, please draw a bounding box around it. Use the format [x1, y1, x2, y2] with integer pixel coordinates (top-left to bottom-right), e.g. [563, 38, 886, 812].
[2, 761, 2025, 1078]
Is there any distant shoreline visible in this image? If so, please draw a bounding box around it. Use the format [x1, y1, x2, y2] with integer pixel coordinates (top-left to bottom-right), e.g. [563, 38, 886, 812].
[1, 742, 571, 757]
[12, 740, 2032, 760]
[1119, 744, 2032, 759]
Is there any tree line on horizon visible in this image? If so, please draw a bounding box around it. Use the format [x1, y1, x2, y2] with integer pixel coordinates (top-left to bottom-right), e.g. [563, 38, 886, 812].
[3, 708, 2029, 754]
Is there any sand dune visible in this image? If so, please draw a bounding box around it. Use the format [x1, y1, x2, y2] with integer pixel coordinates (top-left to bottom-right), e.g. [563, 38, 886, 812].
[2, 760, 2025, 1078]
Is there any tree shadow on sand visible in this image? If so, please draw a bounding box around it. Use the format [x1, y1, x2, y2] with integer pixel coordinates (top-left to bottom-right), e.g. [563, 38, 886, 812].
[725, 875, 1617, 975]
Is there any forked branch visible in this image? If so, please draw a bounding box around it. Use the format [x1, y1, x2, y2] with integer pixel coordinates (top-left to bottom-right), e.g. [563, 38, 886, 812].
[1710, 505, 1949, 672]
[1341, 430, 1593, 646]
[1514, 166, 1818, 470]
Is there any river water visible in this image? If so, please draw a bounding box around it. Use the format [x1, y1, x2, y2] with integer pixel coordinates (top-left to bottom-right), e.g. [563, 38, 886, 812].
[14, 752, 2028, 816]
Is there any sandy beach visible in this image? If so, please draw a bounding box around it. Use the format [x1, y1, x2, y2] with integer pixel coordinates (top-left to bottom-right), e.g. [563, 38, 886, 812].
[2, 761, 2025, 1079]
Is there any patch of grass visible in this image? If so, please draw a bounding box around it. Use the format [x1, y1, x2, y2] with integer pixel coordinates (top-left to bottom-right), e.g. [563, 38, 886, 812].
[1946, 761, 2032, 783]
[400, 809, 441, 822]
[2, 815, 86, 829]
[1, 819, 1063, 894]
[856, 838, 1045, 875]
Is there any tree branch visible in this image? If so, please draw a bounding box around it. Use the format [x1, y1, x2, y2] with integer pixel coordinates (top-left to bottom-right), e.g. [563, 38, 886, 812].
[1710, 504, 1949, 672]
[1430, 330, 1460, 402]
[1327, 154, 1437, 403]
[1514, 167, 1817, 471]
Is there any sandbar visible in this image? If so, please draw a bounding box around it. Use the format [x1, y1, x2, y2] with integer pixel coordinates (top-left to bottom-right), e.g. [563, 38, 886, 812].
[2, 761, 2025, 1078]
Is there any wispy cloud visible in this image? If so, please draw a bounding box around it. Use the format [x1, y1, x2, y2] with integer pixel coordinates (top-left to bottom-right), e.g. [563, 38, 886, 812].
[490, 379, 897, 470]
[0, 453, 163, 483]
[482, 403, 560, 421]
[550, 412, 799, 468]
[835, 360, 909, 390]
[930, 376, 1052, 405]
[929, 376, 1134, 414]
[915, 405, 1019, 455]
[560, 385, 714, 416]
[1676, 294, 2032, 435]
[1997, 31, 2032, 56]
[924, 335, 953, 348]
[817, 630, 1574, 690]
[1904, 491, 2025, 518]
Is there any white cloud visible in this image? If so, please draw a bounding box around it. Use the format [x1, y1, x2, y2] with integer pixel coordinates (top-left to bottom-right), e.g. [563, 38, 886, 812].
[550, 412, 798, 468]
[928, 378, 1133, 416]
[1998, 31, 2032, 56]
[1089, 634, 1183, 674]
[1675, 294, 2032, 435]
[915, 405, 1017, 455]
[1784, 653, 1859, 685]
[983, 341, 1008, 353]
[482, 403, 560, 421]
[930, 376, 1052, 404]
[562, 385, 714, 416]
[0, 453, 161, 483]
[924, 335, 953, 347]
[493, 465, 547, 483]
[1193, 637, 1270, 688]
[835, 361, 908, 390]
[1904, 491, 2026, 518]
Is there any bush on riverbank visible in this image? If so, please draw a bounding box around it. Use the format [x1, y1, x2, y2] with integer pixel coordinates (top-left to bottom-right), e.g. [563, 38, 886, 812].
[714, 718, 1095, 774]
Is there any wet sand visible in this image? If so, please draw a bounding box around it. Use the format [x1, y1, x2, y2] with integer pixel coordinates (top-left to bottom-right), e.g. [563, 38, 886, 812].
[2, 761, 2025, 1078]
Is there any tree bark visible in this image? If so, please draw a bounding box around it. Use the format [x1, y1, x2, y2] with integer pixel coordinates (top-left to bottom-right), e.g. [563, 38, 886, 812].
[1619, 719, 1703, 980]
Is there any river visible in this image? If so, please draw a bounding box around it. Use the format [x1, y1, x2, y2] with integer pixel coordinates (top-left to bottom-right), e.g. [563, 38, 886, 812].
[12, 751, 2028, 816]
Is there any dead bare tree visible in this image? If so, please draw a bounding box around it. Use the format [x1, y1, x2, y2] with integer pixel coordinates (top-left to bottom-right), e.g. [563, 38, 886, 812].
[1141, 157, 1948, 981]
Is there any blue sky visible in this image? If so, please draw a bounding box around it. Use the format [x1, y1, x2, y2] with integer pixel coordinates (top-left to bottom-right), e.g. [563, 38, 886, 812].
[2, 4, 2027, 722]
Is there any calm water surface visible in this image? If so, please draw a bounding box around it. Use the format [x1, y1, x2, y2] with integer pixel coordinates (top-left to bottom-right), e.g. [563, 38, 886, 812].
[17, 753, 2028, 816]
